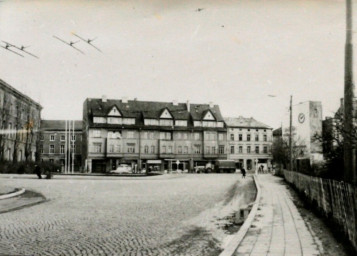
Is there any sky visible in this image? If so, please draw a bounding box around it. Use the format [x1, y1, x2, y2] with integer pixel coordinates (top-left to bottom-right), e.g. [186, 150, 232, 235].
[0, 0, 355, 129]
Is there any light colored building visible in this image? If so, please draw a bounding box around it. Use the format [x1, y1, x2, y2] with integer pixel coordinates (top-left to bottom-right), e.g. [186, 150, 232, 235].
[39, 120, 83, 172]
[282, 101, 323, 164]
[225, 117, 273, 171]
[82, 97, 228, 173]
[0, 79, 42, 162]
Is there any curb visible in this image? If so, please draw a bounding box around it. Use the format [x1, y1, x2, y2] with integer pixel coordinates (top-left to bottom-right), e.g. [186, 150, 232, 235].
[0, 188, 26, 200]
[219, 174, 262, 256]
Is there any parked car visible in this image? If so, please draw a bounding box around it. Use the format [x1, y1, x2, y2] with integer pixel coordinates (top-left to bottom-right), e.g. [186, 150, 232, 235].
[110, 164, 132, 174]
[194, 166, 206, 173]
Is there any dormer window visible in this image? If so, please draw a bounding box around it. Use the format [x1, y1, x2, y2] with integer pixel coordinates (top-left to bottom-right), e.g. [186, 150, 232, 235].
[159, 108, 173, 126]
[175, 120, 187, 127]
[108, 106, 121, 117]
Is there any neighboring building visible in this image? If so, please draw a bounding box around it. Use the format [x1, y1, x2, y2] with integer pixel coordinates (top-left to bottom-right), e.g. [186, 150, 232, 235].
[272, 127, 282, 142]
[0, 79, 42, 162]
[39, 120, 83, 172]
[225, 116, 273, 171]
[282, 101, 323, 164]
[82, 97, 227, 173]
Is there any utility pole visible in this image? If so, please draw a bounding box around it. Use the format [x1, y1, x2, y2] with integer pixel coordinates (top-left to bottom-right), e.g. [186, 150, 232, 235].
[344, 0, 356, 185]
[289, 95, 293, 171]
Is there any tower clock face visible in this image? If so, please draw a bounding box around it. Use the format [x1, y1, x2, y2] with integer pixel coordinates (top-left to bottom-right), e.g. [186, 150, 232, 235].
[298, 113, 305, 123]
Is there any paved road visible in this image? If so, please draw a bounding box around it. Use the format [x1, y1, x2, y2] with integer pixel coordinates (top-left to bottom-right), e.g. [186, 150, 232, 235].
[235, 174, 322, 256]
[0, 174, 255, 256]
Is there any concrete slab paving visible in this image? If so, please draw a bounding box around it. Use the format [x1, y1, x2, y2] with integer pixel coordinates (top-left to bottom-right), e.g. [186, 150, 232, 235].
[235, 174, 322, 256]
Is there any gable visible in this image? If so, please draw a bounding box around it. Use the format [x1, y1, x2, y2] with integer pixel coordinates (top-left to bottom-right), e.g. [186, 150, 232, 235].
[203, 110, 215, 121]
[108, 106, 121, 116]
[160, 108, 173, 119]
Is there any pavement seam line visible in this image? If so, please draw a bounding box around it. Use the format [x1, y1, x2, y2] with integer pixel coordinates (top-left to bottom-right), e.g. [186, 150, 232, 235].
[0, 188, 25, 200]
[219, 174, 262, 256]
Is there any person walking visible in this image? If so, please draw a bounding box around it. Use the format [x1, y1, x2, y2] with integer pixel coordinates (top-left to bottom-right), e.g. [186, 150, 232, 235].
[241, 167, 246, 178]
[34, 165, 42, 179]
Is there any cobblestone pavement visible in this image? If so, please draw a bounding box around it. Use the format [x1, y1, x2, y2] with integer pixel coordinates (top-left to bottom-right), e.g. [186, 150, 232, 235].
[235, 174, 322, 256]
[0, 174, 253, 256]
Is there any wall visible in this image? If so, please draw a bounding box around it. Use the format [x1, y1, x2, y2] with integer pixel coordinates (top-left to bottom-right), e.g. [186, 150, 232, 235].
[283, 170, 356, 252]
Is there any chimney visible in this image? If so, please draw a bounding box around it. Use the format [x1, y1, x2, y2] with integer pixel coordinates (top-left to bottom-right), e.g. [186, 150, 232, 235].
[102, 95, 107, 102]
[186, 100, 190, 112]
[209, 101, 214, 108]
[173, 100, 178, 106]
[122, 97, 128, 103]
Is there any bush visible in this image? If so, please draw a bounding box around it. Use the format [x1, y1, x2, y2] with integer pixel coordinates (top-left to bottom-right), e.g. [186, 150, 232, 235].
[0, 161, 60, 175]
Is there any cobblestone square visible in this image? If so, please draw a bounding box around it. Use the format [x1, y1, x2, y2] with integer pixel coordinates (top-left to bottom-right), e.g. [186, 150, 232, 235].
[0, 174, 254, 256]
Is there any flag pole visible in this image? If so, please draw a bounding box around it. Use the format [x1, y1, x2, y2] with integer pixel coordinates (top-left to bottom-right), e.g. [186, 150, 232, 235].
[65, 120, 67, 174]
[72, 120, 75, 174]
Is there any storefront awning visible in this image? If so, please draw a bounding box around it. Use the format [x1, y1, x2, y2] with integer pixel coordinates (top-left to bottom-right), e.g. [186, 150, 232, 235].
[147, 160, 162, 164]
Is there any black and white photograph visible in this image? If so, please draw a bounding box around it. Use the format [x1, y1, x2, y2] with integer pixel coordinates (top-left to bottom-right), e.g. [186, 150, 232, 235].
[0, 0, 356, 255]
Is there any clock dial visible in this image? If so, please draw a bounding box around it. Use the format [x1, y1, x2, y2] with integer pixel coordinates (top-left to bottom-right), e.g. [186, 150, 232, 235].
[298, 113, 305, 123]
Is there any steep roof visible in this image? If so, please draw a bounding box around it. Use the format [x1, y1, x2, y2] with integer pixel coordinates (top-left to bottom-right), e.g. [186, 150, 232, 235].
[224, 116, 271, 129]
[41, 120, 83, 131]
[85, 98, 224, 122]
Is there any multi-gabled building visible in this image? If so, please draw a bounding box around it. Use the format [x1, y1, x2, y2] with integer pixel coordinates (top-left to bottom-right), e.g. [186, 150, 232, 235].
[38, 120, 83, 172]
[82, 97, 227, 173]
[0, 79, 42, 162]
[225, 117, 273, 171]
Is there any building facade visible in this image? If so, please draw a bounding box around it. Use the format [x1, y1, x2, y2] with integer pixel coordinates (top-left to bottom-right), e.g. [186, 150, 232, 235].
[39, 120, 83, 172]
[225, 117, 273, 171]
[0, 79, 42, 162]
[282, 101, 323, 164]
[83, 97, 227, 173]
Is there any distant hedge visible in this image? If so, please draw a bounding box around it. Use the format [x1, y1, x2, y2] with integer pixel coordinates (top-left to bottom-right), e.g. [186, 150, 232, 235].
[0, 161, 61, 174]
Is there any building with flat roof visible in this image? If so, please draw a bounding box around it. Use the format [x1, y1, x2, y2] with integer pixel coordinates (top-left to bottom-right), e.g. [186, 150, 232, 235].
[225, 116, 273, 171]
[82, 97, 227, 173]
[39, 120, 83, 172]
[0, 79, 42, 162]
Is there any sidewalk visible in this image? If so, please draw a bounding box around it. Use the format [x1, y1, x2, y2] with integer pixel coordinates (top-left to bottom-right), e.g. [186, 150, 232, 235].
[235, 174, 322, 256]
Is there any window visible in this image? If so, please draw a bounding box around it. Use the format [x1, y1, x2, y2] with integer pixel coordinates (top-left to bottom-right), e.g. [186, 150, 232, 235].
[239, 134, 242, 141]
[151, 145, 155, 154]
[60, 145, 65, 154]
[93, 143, 102, 153]
[49, 145, 55, 154]
[50, 134, 55, 141]
[107, 117, 122, 124]
[184, 146, 188, 154]
[264, 135, 267, 142]
[162, 146, 166, 153]
[109, 144, 114, 153]
[144, 145, 149, 154]
[194, 121, 202, 127]
[230, 146, 234, 154]
[160, 132, 172, 140]
[194, 133, 200, 140]
[176, 133, 181, 140]
[123, 118, 135, 125]
[93, 117, 106, 123]
[71, 135, 76, 141]
[239, 146, 243, 153]
[247, 146, 251, 153]
[168, 146, 173, 154]
[194, 144, 201, 154]
[178, 146, 182, 154]
[115, 145, 121, 153]
[212, 146, 216, 154]
[219, 145, 225, 154]
[217, 122, 224, 128]
[144, 119, 159, 125]
[206, 146, 210, 154]
[230, 134, 234, 141]
[255, 146, 259, 153]
[255, 134, 259, 141]
[40, 145, 44, 154]
[175, 120, 187, 126]
[203, 121, 216, 127]
[127, 131, 135, 139]
[49, 159, 54, 163]
[218, 133, 224, 141]
[182, 133, 188, 140]
[263, 146, 268, 154]
[247, 134, 251, 141]
[61, 135, 65, 141]
[127, 143, 135, 153]
[93, 130, 101, 137]
[159, 119, 173, 126]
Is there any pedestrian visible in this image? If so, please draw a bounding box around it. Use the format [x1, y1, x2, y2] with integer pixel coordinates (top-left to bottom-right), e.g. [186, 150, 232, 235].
[241, 167, 246, 178]
[34, 164, 42, 179]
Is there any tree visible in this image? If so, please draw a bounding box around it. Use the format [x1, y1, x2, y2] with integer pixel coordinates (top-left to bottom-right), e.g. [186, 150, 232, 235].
[0, 93, 10, 161]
